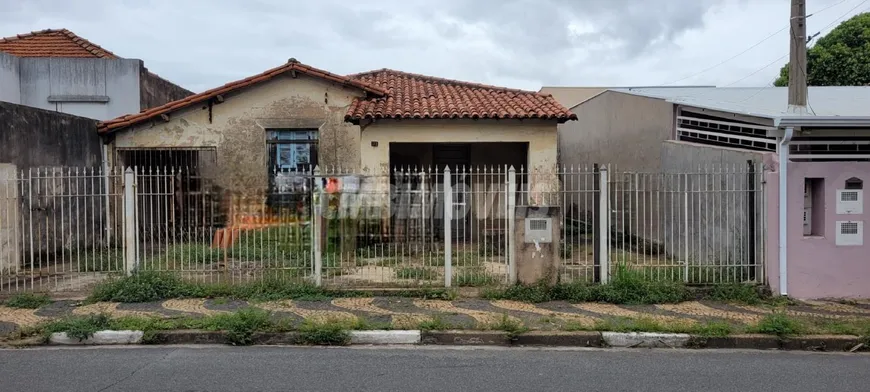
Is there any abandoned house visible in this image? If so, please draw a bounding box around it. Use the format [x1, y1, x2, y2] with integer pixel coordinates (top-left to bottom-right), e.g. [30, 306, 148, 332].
[95, 59, 576, 248]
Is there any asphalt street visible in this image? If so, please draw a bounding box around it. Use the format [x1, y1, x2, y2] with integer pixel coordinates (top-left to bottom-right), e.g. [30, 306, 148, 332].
[1, 346, 868, 392]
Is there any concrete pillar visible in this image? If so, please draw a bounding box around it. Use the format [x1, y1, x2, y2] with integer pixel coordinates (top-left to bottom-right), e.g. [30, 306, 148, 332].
[514, 206, 561, 285]
[0, 164, 21, 274]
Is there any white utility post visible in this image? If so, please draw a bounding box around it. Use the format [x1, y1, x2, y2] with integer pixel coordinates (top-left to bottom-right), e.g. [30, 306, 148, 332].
[443, 167, 453, 288]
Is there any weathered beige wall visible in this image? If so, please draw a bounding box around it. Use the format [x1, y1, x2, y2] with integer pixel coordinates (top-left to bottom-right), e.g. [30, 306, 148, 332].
[361, 120, 557, 172]
[111, 74, 366, 192]
[559, 91, 674, 173]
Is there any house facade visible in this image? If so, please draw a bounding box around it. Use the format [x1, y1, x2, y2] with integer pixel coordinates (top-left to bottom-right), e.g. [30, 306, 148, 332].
[560, 86, 870, 299]
[98, 60, 573, 193]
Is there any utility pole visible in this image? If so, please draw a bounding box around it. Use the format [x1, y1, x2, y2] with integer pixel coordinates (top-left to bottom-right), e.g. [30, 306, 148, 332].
[788, 0, 808, 113]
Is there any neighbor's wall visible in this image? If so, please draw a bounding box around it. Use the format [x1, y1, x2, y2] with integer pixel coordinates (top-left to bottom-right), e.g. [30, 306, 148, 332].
[0, 52, 20, 104]
[0, 101, 102, 168]
[0, 102, 106, 265]
[560, 91, 674, 173]
[139, 67, 194, 111]
[111, 73, 366, 192]
[17, 57, 141, 120]
[767, 160, 870, 299]
[656, 141, 773, 274]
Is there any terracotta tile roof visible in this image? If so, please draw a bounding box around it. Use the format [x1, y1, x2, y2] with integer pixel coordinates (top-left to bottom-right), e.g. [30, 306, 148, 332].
[98, 59, 388, 133]
[0, 29, 117, 58]
[345, 69, 577, 123]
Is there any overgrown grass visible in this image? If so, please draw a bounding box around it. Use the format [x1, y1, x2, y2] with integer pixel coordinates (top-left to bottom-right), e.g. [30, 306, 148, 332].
[76, 249, 125, 272]
[87, 271, 359, 303]
[709, 283, 763, 305]
[43, 313, 112, 341]
[749, 312, 805, 337]
[483, 266, 691, 305]
[417, 315, 452, 331]
[3, 293, 51, 309]
[454, 268, 499, 287]
[144, 244, 225, 270]
[297, 320, 351, 345]
[394, 267, 437, 280]
[485, 314, 528, 336]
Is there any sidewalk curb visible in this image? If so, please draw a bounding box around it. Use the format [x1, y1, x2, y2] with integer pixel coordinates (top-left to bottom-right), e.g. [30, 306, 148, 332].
[17, 330, 867, 352]
[602, 332, 690, 348]
[49, 330, 143, 345]
[421, 330, 512, 346]
[350, 330, 421, 345]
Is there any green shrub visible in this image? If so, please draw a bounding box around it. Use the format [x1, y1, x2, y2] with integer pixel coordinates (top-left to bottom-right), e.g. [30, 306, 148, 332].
[594, 265, 689, 305]
[4, 293, 51, 309]
[44, 313, 112, 341]
[751, 312, 805, 337]
[709, 284, 763, 305]
[297, 321, 351, 345]
[89, 271, 186, 303]
[212, 307, 274, 346]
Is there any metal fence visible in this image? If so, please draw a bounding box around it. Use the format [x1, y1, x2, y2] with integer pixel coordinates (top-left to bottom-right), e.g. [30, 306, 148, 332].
[0, 163, 766, 292]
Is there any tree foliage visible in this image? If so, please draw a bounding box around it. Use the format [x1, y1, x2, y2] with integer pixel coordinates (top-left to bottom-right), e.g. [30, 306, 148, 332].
[774, 12, 870, 86]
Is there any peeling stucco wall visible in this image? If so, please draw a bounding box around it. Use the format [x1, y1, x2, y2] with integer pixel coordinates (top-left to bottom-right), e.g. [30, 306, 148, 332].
[110, 73, 366, 193]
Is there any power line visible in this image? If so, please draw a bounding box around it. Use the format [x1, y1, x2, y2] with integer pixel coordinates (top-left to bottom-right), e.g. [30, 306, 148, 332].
[662, 0, 852, 86]
[721, 0, 869, 88]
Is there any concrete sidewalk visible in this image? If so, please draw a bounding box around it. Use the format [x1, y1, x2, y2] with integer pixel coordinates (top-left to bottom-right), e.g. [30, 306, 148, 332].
[3, 297, 870, 334]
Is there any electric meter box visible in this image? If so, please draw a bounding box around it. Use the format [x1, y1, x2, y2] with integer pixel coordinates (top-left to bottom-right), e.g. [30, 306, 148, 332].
[524, 217, 553, 243]
[836, 189, 863, 215]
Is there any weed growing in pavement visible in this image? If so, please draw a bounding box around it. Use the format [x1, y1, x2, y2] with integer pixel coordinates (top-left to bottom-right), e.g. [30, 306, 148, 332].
[3, 293, 51, 309]
[297, 320, 351, 346]
[749, 312, 805, 337]
[43, 313, 112, 341]
[485, 314, 528, 336]
[483, 266, 690, 305]
[417, 315, 452, 331]
[708, 283, 764, 305]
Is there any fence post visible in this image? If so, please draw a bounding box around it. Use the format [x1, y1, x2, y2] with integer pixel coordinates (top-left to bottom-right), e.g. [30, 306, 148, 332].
[123, 168, 138, 275]
[443, 166, 452, 288]
[507, 166, 517, 285]
[312, 166, 323, 287]
[598, 165, 610, 284]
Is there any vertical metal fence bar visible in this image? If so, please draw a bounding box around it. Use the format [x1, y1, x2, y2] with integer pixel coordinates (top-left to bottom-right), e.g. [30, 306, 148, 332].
[598, 165, 609, 284]
[507, 166, 516, 285]
[443, 166, 452, 288]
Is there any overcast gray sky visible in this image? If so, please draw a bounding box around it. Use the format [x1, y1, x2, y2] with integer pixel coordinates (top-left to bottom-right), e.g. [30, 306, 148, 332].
[1, 0, 867, 92]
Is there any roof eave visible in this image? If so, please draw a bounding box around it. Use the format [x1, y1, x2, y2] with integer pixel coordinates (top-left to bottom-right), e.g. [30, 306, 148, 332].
[774, 116, 870, 128]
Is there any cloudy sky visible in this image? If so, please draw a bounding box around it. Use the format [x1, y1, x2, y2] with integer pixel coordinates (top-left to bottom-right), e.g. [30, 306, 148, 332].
[1, 0, 867, 92]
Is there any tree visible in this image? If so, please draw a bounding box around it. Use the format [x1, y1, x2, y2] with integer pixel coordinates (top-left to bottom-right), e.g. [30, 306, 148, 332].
[774, 12, 870, 86]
